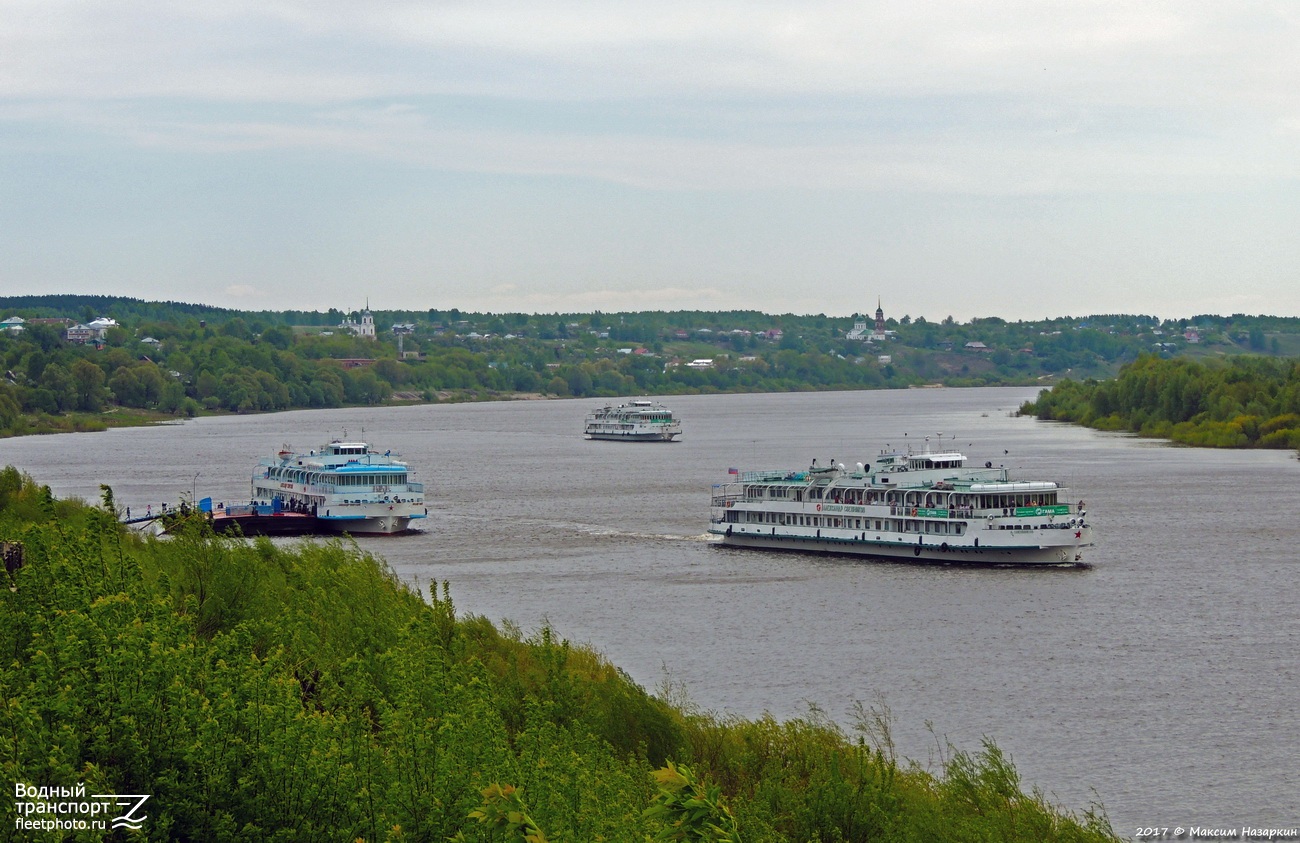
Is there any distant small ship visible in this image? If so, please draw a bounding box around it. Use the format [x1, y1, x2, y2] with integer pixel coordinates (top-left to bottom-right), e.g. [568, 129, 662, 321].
[584, 400, 682, 442]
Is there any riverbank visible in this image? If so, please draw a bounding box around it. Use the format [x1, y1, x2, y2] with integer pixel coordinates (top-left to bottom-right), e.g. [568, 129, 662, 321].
[0, 406, 184, 438]
[0, 391, 557, 439]
[1, 470, 1121, 841]
[1019, 354, 1300, 454]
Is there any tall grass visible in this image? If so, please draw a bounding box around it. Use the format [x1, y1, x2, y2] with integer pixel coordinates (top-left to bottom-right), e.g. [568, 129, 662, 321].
[1, 469, 1120, 842]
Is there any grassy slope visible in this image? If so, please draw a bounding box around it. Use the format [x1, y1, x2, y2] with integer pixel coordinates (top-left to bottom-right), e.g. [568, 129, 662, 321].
[1, 471, 1121, 842]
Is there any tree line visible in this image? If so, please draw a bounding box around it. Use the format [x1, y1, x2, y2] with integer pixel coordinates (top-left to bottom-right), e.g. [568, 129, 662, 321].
[1020, 354, 1300, 450]
[4, 295, 1299, 439]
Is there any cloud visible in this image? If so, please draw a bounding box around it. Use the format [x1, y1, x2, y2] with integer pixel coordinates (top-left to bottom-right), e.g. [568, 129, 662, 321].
[3, 1, 1299, 319]
[4, 2, 1298, 110]
[2, 2, 1295, 198]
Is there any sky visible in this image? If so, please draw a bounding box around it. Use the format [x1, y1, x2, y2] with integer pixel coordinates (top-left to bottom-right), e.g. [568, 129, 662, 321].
[2, 1, 1298, 322]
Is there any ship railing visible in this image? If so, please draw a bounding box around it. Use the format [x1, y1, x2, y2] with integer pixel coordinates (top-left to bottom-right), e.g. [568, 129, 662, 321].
[220, 503, 282, 517]
[887, 504, 980, 519]
[740, 469, 808, 483]
[711, 488, 743, 507]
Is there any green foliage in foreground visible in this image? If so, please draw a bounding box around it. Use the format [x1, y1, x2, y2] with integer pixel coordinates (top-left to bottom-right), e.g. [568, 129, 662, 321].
[1022, 354, 1300, 451]
[2, 470, 1119, 842]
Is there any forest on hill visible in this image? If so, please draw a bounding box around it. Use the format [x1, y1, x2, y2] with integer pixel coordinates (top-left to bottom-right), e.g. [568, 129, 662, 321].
[3, 293, 1299, 440]
[1020, 355, 1300, 451]
[1, 469, 1121, 841]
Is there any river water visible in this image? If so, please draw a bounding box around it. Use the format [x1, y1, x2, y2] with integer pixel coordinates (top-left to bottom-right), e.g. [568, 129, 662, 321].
[4, 387, 1297, 832]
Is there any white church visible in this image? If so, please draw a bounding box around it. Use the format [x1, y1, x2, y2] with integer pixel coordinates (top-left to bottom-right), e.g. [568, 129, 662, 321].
[846, 298, 894, 342]
[339, 303, 376, 339]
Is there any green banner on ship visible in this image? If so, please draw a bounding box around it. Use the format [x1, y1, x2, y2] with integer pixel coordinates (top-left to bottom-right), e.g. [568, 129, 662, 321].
[1014, 505, 1071, 517]
[916, 507, 949, 518]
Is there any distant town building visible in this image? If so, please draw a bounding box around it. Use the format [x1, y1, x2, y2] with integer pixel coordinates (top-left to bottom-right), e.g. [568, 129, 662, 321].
[847, 298, 894, 342]
[391, 322, 415, 354]
[27, 317, 72, 328]
[340, 303, 376, 339]
[65, 317, 118, 344]
[870, 299, 892, 342]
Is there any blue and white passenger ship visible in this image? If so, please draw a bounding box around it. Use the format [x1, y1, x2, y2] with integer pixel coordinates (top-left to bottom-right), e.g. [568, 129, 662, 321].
[710, 437, 1093, 565]
[252, 440, 426, 534]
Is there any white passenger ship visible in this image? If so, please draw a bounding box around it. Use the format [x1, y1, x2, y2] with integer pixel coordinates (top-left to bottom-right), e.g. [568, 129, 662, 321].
[584, 400, 682, 441]
[710, 438, 1093, 565]
[252, 440, 426, 534]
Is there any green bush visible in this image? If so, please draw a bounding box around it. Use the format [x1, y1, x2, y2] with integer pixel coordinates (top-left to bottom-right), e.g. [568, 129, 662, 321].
[1, 472, 1122, 842]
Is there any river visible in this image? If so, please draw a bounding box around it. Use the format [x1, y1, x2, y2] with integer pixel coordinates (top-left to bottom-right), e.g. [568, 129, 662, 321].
[4, 386, 1297, 832]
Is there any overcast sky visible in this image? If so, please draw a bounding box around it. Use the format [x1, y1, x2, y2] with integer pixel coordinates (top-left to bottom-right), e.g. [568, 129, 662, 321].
[2, 1, 1297, 321]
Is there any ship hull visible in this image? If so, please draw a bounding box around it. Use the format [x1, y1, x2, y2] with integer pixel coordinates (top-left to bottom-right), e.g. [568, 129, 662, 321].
[710, 525, 1091, 566]
[319, 515, 414, 535]
[585, 429, 680, 441]
[317, 509, 427, 535]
